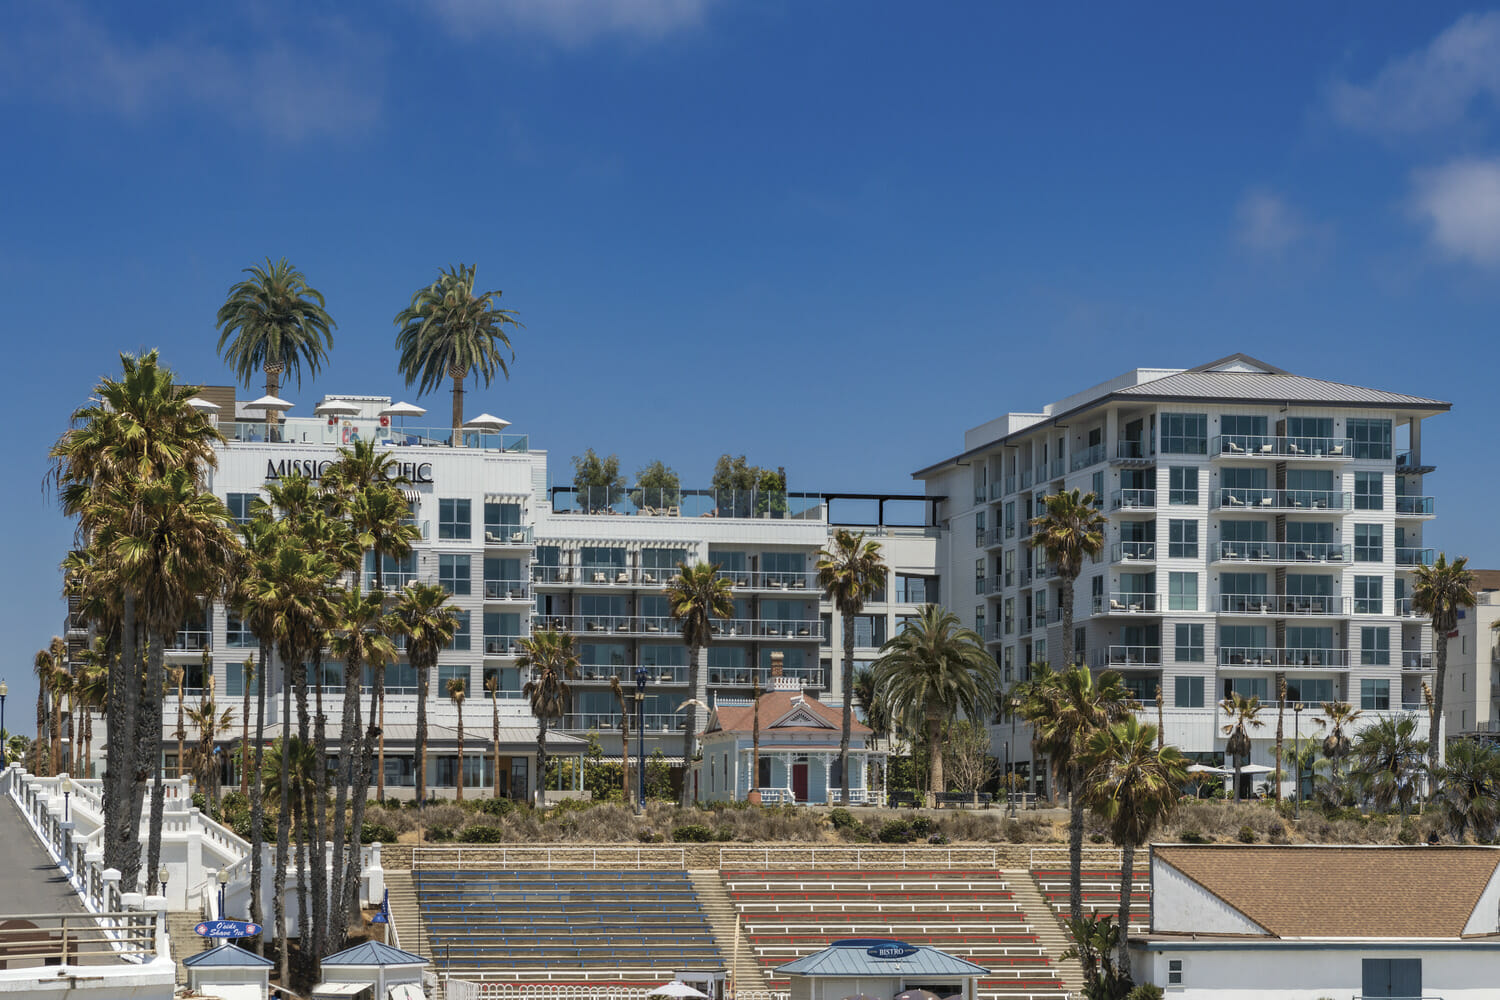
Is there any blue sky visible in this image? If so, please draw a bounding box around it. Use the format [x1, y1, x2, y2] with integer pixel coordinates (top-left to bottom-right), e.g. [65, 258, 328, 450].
[3, 2, 1499, 717]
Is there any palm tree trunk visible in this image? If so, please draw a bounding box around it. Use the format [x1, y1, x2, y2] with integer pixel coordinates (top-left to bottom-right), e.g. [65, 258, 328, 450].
[1117, 840, 1136, 982]
[338, 674, 376, 955]
[175, 680, 185, 782]
[535, 716, 548, 808]
[104, 603, 139, 880]
[1429, 632, 1449, 779]
[275, 651, 294, 984]
[373, 548, 386, 804]
[492, 695, 501, 799]
[241, 661, 252, 796]
[1274, 674, 1286, 802]
[291, 660, 312, 962]
[1059, 575, 1075, 668]
[416, 662, 429, 808]
[34, 673, 48, 776]
[328, 652, 360, 955]
[250, 642, 269, 953]
[308, 656, 329, 972]
[66, 687, 76, 777]
[455, 699, 465, 802]
[51, 669, 64, 775]
[838, 612, 854, 805]
[450, 375, 464, 448]
[143, 633, 168, 897]
[926, 713, 943, 808]
[682, 642, 704, 806]
[294, 792, 308, 974]
[1068, 761, 1084, 924]
[1235, 763, 1244, 803]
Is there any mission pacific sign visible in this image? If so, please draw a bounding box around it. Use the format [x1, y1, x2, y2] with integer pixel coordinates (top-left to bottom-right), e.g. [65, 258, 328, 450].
[264, 457, 433, 483]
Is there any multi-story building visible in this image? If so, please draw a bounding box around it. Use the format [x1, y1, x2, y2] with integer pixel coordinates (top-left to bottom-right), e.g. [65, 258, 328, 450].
[1444, 570, 1500, 738]
[915, 353, 1449, 787]
[76, 385, 940, 802]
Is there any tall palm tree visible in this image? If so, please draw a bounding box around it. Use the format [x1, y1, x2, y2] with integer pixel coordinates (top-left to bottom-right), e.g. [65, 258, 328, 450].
[394, 263, 522, 445]
[1318, 701, 1365, 790]
[817, 529, 886, 805]
[1219, 694, 1265, 802]
[1431, 740, 1500, 843]
[1273, 674, 1287, 801]
[874, 605, 1000, 807]
[447, 678, 468, 802]
[1079, 716, 1188, 982]
[1411, 553, 1476, 777]
[393, 583, 461, 808]
[665, 561, 735, 796]
[1028, 489, 1106, 668]
[1350, 715, 1429, 817]
[1018, 663, 1132, 923]
[32, 644, 56, 776]
[185, 699, 234, 808]
[47, 637, 70, 774]
[74, 642, 108, 777]
[239, 656, 255, 796]
[518, 629, 580, 808]
[170, 665, 186, 780]
[486, 674, 503, 799]
[609, 675, 631, 805]
[215, 257, 336, 432]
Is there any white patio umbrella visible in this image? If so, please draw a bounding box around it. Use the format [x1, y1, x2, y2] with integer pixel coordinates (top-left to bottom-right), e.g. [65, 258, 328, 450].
[185, 397, 220, 412]
[463, 412, 511, 431]
[1236, 763, 1275, 775]
[380, 400, 427, 436]
[649, 984, 708, 999]
[1186, 764, 1226, 774]
[314, 399, 361, 416]
[245, 394, 294, 412]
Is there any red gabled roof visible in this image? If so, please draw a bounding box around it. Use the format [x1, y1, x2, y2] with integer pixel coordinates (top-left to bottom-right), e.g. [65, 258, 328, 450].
[707, 692, 870, 737]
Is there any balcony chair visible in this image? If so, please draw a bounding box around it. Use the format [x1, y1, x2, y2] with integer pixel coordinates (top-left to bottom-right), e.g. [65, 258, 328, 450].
[1110, 599, 1126, 611]
[1328, 444, 1344, 456]
[1226, 441, 1244, 453]
[1225, 493, 1245, 506]
[615, 571, 630, 584]
[1258, 443, 1273, 455]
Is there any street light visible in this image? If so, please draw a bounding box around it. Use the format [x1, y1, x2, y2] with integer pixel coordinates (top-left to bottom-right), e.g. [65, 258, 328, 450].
[634, 666, 648, 813]
[157, 864, 170, 899]
[218, 868, 230, 919]
[0, 679, 8, 760]
[60, 775, 72, 822]
[1292, 702, 1306, 820]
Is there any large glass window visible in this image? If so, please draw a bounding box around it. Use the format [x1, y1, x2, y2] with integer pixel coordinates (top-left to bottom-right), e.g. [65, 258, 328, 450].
[438, 664, 470, 692]
[1286, 416, 1333, 439]
[1355, 472, 1383, 510]
[1175, 624, 1205, 663]
[446, 610, 471, 651]
[1168, 520, 1199, 559]
[1168, 466, 1199, 505]
[1221, 467, 1268, 490]
[373, 661, 419, 694]
[1161, 414, 1208, 454]
[708, 549, 748, 573]
[1348, 419, 1392, 460]
[1286, 521, 1333, 545]
[1168, 572, 1198, 611]
[1287, 677, 1333, 705]
[226, 659, 258, 696]
[1225, 677, 1270, 701]
[1174, 675, 1204, 708]
[227, 492, 257, 525]
[1361, 678, 1390, 711]
[1355, 524, 1384, 562]
[438, 498, 472, 540]
[439, 554, 471, 595]
[762, 551, 807, 575]
[1221, 415, 1268, 437]
[1361, 626, 1391, 666]
[1355, 576, 1382, 614]
[481, 665, 522, 698]
[226, 611, 255, 648]
[483, 502, 522, 539]
[850, 614, 888, 647]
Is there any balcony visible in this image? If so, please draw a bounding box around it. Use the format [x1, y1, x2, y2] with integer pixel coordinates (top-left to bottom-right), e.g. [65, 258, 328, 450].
[708, 666, 826, 688]
[1396, 451, 1435, 474]
[988, 482, 1006, 502]
[1219, 647, 1351, 668]
[983, 575, 1005, 595]
[1111, 540, 1157, 563]
[483, 525, 533, 545]
[1019, 617, 1032, 635]
[483, 580, 530, 601]
[544, 614, 675, 636]
[1397, 547, 1436, 567]
[1095, 645, 1162, 668]
[1211, 435, 1353, 460]
[483, 636, 524, 656]
[1395, 495, 1436, 517]
[1050, 458, 1066, 480]
[1214, 488, 1350, 512]
[754, 618, 822, 639]
[1402, 651, 1434, 670]
[1093, 593, 1160, 615]
[1113, 440, 1155, 463]
[1071, 443, 1106, 472]
[1034, 465, 1048, 485]
[563, 712, 680, 733]
[365, 572, 420, 592]
[554, 486, 826, 521]
[1395, 598, 1426, 619]
[740, 571, 819, 592]
[1004, 475, 1017, 495]
[1111, 489, 1156, 511]
[1217, 594, 1350, 617]
[981, 527, 1005, 549]
[988, 622, 1006, 642]
[577, 664, 688, 685]
[224, 417, 529, 453]
[1020, 470, 1034, 491]
[1214, 541, 1350, 565]
[168, 630, 211, 651]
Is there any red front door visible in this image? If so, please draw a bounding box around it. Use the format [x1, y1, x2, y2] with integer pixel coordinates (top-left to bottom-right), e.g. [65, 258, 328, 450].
[792, 763, 809, 802]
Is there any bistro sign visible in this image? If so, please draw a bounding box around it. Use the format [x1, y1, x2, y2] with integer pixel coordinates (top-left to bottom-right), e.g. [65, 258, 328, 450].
[265, 458, 433, 484]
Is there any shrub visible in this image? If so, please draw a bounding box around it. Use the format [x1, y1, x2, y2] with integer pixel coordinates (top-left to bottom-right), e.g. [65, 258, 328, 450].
[908, 815, 934, 838]
[1090, 833, 1107, 844]
[1237, 825, 1258, 844]
[672, 824, 716, 843]
[1397, 821, 1419, 845]
[1267, 818, 1289, 845]
[1179, 830, 1210, 844]
[427, 826, 454, 842]
[1126, 986, 1165, 1000]
[828, 808, 857, 831]
[928, 833, 950, 845]
[361, 822, 397, 844]
[877, 819, 914, 844]
[475, 797, 518, 818]
[459, 825, 505, 843]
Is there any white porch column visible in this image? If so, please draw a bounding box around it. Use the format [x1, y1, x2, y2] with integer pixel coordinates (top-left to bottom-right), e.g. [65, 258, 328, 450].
[821, 755, 833, 805]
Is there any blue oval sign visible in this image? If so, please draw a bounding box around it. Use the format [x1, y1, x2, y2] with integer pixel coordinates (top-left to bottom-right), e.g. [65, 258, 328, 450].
[866, 942, 918, 960]
[195, 920, 262, 938]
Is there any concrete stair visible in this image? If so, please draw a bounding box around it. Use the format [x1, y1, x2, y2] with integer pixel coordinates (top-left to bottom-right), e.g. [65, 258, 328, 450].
[687, 870, 768, 994]
[384, 869, 424, 957]
[167, 910, 214, 984]
[1005, 871, 1084, 996]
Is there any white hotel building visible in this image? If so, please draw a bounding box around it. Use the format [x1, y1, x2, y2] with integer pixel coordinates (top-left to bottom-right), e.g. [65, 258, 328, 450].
[914, 354, 1449, 785]
[75, 386, 940, 803]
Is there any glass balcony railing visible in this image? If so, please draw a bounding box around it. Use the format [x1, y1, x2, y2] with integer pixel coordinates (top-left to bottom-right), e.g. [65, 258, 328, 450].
[1071, 443, 1107, 472]
[1215, 488, 1351, 511]
[1050, 458, 1066, 479]
[1395, 495, 1436, 516]
[563, 712, 680, 733]
[984, 575, 1004, 595]
[555, 485, 826, 520]
[483, 525, 533, 545]
[223, 418, 529, 452]
[981, 527, 1005, 548]
[484, 580, 530, 600]
[1004, 475, 1017, 495]
[482, 636, 524, 655]
[707, 666, 826, 688]
[577, 664, 689, 685]
[169, 630, 211, 651]
[1212, 435, 1353, 459]
[1397, 547, 1436, 567]
[1219, 647, 1351, 667]
[1215, 541, 1350, 564]
[1115, 440, 1154, 460]
[1095, 645, 1162, 667]
[1395, 598, 1426, 618]
[1019, 617, 1032, 635]
[1112, 540, 1157, 562]
[1020, 470, 1034, 490]
[1217, 594, 1350, 616]
[1403, 651, 1434, 670]
[1111, 489, 1156, 511]
[1094, 593, 1159, 614]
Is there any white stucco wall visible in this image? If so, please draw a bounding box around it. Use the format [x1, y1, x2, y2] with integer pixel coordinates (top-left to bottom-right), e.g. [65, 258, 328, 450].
[1150, 858, 1265, 935]
[1137, 943, 1500, 999]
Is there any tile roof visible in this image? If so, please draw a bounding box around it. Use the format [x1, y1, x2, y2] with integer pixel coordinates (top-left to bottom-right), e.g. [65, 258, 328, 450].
[1155, 845, 1500, 939]
[707, 692, 869, 736]
[1115, 370, 1449, 408]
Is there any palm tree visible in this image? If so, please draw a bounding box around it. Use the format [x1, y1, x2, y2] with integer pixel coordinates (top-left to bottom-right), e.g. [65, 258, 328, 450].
[73, 642, 108, 777]
[817, 529, 886, 805]
[608, 675, 632, 804]
[32, 644, 56, 775]
[1411, 554, 1476, 777]
[1219, 694, 1265, 802]
[1018, 663, 1132, 923]
[486, 674, 503, 799]
[1079, 716, 1188, 982]
[1273, 674, 1287, 801]
[665, 562, 735, 797]
[1318, 701, 1365, 790]
[1028, 489, 1106, 668]
[170, 666, 186, 780]
[1350, 715, 1429, 817]
[447, 677, 468, 802]
[394, 263, 522, 445]
[185, 699, 234, 808]
[852, 665, 891, 740]
[215, 257, 336, 433]
[239, 656, 255, 796]
[392, 584, 461, 808]
[518, 629, 580, 808]
[874, 605, 1000, 807]
[1431, 740, 1500, 842]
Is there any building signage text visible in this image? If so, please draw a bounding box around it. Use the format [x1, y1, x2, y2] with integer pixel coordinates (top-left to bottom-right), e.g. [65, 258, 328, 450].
[264, 458, 433, 484]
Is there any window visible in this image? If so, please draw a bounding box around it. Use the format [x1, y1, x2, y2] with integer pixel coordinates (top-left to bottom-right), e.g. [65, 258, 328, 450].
[483, 501, 522, 537]
[1361, 678, 1390, 711]
[1286, 416, 1333, 439]
[226, 611, 254, 648]
[1348, 419, 1393, 460]
[1122, 674, 1156, 702]
[439, 554, 471, 595]
[1168, 466, 1198, 505]
[1168, 519, 1199, 558]
[1175, 624, 1205, 663]
[378, 661, 419, 694]
[226, 659, 258, 696]
[975, 606, 985, 637]
[1175, 676, 1204, 707]
[1226, 677, 1270, 701]
[1287, 677, 1332, 705]
[1168, 959, 1184, 986]
[1355, 472, 1383, 510]
[975, 559, 984, 595]
[1168, 572, 1198, 611]
[1355, 576, 1382, 614]
[1002, 645, 1014, 681]
[227, 492, 257, 525]
[447, 610, 471, 651]
[438, 498, 471, 540]
[1091, 471, 1104, 502]
[438, 664, 469, 693]
[851, 615, 887, 647]
[1361, 626, 1391, 666]
[896, 574, 935, 603]
[1221, 414, 1267, 437]
[1003, 598, 1015, 635]
[1355, 524, 1383, 562]
[1161, 414, 1207, 454]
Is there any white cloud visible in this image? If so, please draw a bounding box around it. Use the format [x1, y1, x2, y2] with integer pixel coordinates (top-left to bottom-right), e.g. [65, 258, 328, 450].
[429, 0, 714, 47]
[1234, 189, 1323, 255]
[0, 5, 383, 141]
[1329, 11, 1500, 137]
[1410, 157, 1500, 266]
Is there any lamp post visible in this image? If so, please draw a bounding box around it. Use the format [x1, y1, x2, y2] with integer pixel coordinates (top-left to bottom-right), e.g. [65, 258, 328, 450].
[157, 864, 170, 900]
[218, 867, 230, 919]
[635, 666, 647, 812]
[1003, 740, 1014, 818]
[60, 775, 72, 822]
[1292, 702, 1305, 820]
[0, 679, 8, 760]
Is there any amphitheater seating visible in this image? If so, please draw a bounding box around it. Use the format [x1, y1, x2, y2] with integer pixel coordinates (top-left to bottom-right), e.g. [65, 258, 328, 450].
[722, 870, 1066, 1000]
[412, 870, 723, 985]
[1031, 868, 1151, 934]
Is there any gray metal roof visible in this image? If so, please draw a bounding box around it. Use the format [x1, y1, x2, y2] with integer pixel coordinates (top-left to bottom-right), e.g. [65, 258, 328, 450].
[776, 942, 990, 977]
[322, 941, 429, 967]
[234, 723, 586, 748]
[182, 942, 274, 968]
[1114, 370, 1449, 408]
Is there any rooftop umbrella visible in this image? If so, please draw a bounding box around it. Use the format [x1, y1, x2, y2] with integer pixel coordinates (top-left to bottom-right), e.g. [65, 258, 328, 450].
[185, 397, 220, 412]
[463, 412, 511, 431]
[649, 984, 708, 999]
[314, 399, 361, 416]
[245, 394, 293, 411]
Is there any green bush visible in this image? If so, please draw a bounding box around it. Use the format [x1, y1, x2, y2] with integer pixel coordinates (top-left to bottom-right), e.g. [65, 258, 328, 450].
[1397, 821, 1419, 845]
[1179, 830, 1210, 844]
[637, 830, 665, 843]
[427, 826, 454, 842]
[908, 815, 933, 838]
[459, 825, 506, 843]
[1090, 833, 1107, 844]
[672, 824, 716, 843]
[1237, 825, 1258, 844]
[828, 808, 857, 831]
[361, 822, 397, 844]
[1126, 986, 1164, 1000]
[475, 797, 518, 818]
[877, 819, 914, 844]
